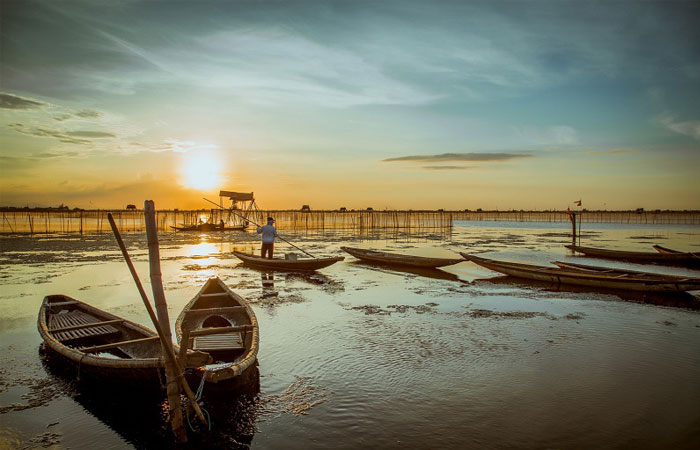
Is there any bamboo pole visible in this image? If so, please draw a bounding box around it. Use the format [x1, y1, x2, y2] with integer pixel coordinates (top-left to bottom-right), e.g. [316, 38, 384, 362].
[144, 201, 188, 442]
[108, 208, 208, 441]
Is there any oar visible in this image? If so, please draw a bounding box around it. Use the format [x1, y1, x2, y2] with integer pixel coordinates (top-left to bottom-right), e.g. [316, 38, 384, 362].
[202, 197, 316, 258]
[107, 213, 209, 428]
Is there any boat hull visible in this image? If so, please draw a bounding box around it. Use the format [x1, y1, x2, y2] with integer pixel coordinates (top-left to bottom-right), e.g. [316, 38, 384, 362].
[233, 251, 343, 271]
[461, 253, 700, 292]
[341, 246, 463, 268]
[38, 295, 211, 385]
[176, 277, 259, 383]
[566, 244, 699, 265]
[171, 224, 247, 232]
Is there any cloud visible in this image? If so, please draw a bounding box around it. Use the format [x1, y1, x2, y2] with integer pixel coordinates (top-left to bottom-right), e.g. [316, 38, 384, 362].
[0, 93, 45, 109]
[585, 148, 641, 156]
[383, 152, 531, 162]
[8, 123, 109, 145]
[514, 125, 580, 146]
[423, 165, 475, 170]
[659, 113, 700, 141]
[65, 131, 115, 138]
[75, 109, 101, 119]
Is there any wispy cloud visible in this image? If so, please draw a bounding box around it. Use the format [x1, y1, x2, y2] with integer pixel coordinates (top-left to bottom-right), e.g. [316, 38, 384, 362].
[0, 93, 45, 110]
[585, 148, 641, 156]
[8, 123, 113, 145]
[65, 131, 115, 138]
[75, 110, 101, 119]
[658, 113, 700, 141]
[514, 125, 580, 146]
[383, 152, 531, 162]
[422, 165, 475, 170]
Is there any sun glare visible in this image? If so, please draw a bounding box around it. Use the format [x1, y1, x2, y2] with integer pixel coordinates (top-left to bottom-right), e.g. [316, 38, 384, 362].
[182, 152, 222, 191]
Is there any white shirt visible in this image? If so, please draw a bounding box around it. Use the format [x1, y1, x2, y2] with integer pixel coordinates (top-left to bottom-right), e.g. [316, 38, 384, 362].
[256, 224, 278, 243]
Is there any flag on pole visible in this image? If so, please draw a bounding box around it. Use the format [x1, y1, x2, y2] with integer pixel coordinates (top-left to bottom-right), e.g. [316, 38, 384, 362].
[574, 199, 582, 207]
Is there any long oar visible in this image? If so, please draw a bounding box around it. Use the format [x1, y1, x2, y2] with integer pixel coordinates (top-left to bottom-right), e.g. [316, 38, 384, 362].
[202, 197, 316, 258]
[107, 213, 209, 428]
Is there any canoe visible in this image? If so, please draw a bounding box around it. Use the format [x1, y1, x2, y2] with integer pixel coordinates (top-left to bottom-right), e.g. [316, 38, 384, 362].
[233, 251, 344, 272]
[460, 253, 700, 292]
[341, 246, 463, 268]
[566, 244, 700, 265]
[38, 295, 212, 384]
[553, 260, 700, 284]
[652, 244, 698, 256]
[171, 223, 247, 232]
[175, 277, 259, 384]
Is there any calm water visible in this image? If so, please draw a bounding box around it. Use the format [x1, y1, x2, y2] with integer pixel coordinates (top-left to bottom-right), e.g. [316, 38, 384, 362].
[1, 221, 699, 449]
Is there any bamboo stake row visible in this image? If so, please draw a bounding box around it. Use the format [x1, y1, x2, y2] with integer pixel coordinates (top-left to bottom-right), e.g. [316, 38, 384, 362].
[1, 209, 699, 233]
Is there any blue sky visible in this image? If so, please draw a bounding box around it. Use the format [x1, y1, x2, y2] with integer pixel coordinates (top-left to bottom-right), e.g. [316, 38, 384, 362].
[1, 0, 699, 209]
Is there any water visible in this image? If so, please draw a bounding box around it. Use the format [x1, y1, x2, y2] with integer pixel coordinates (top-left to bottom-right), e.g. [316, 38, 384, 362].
[1, 222, 699, 449]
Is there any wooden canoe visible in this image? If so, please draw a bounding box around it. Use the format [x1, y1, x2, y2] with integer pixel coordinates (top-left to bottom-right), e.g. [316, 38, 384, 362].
[38, 295, 212, 384]
[233, 251, 344, 272]
[176, 277, 259, 384]
[566, 244, 700, 265]
[341, 246, 463, 268]
[652, 244, 698, 256]
[461, 253, 700, 292]
[171, 223, 247, 232]
[553, 260, 700, 282]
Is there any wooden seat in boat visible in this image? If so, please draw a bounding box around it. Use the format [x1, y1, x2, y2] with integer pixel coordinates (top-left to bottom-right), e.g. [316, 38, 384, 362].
[49, 310, 120, 342]
[193, 332, 244, 352]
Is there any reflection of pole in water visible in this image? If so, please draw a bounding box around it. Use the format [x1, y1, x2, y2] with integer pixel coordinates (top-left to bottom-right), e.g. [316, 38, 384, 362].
[261, 272, 277, 297]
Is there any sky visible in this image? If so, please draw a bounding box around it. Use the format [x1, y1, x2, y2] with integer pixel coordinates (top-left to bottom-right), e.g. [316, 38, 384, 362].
[1, 0, 699, 210]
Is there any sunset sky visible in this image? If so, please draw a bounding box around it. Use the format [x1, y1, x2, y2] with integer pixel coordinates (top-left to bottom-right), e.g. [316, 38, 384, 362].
[1, 0, 699, 210]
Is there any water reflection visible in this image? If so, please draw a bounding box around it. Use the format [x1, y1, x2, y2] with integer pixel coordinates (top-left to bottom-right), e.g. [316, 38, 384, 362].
[473, 275, 700, 310]
[185, 242, 220, 265]
[261, 271, 277, 299]
[41, 346, 261, 449]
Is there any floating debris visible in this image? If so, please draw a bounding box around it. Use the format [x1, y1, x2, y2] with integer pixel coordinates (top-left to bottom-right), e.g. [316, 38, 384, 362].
[19, 431, 62, 450]
[259, 376, 331, 417]
[464, 309, 556, 320]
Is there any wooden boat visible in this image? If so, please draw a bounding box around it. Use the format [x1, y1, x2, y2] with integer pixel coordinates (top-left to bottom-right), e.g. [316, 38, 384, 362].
[171, 223, 247, 232]
[233, 251, 344, 272]
[341, 246, 463, 268]
[460, 253, 700, 292]
[566, 244, 700, 265]
[175, 277, 259, 383]
[553, 260, 700, 283]
[38, 295, 212, 384]
[652, 244, 698, 256]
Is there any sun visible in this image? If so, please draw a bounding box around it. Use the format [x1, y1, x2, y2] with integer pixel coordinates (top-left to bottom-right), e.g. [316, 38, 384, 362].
[182, 152, 222, 191]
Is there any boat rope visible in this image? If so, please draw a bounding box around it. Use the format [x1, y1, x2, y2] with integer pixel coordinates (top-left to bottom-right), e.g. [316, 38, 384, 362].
[77, 354, 86, 381]
[195, 370, 207, 402]
[182, 370, 211, 432]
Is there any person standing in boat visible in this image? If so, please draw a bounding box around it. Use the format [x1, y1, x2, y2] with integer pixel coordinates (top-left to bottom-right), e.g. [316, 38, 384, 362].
[257, 217, 278, 259]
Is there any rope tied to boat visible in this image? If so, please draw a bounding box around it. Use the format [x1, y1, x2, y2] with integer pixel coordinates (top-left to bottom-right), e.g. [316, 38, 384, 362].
[76, 353, 86, 381]
[182, 370, 211, 432]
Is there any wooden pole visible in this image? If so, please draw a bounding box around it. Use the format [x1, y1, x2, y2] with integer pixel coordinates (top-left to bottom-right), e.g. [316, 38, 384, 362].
[143, 202, 188, 442]
[107, 212, 208, 430]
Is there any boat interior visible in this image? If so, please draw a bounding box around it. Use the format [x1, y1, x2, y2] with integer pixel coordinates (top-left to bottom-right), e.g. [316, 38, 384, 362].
[45, 295, 161, 360]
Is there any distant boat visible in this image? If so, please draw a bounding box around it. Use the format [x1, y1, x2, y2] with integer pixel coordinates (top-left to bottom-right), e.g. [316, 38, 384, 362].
[341, 246, 463, 268]
[461, 253, 700, 292]
[566, 244, 700, 266]
[38, 295, 212, 384]
[175, 277, 258, 384]
[233, 251, 344, 272]
[552, 261, 700, 287]
[652, 244, 698, 255]
[170, 223, 247, 232]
